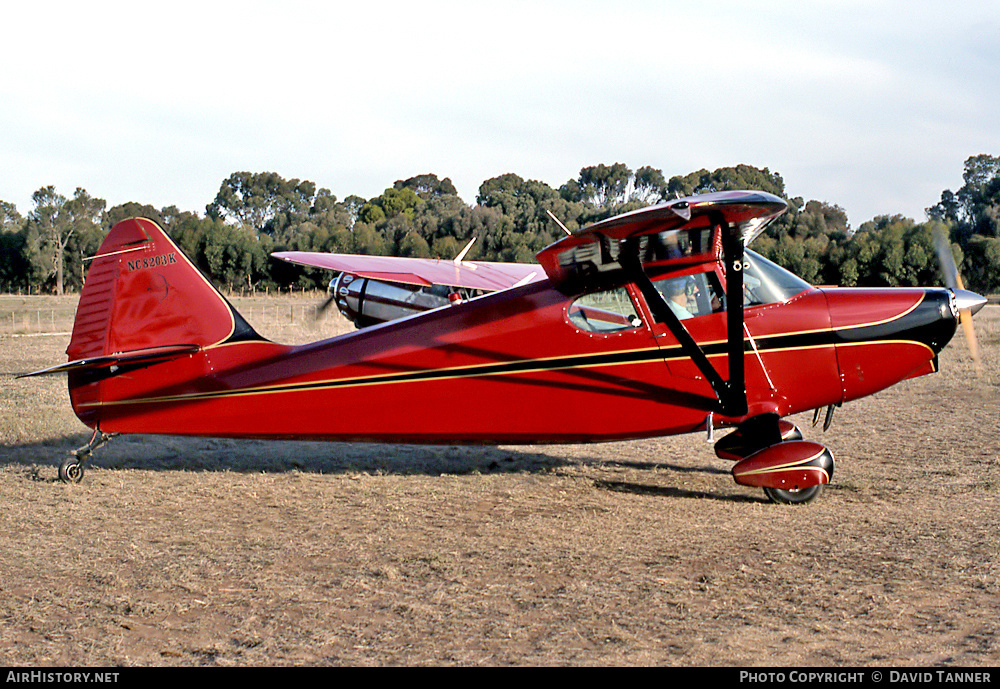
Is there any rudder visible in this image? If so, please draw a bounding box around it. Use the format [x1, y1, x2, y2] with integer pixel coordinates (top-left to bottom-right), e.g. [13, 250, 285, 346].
[69, 217, 259, 360]
[66, 217, 261, 427]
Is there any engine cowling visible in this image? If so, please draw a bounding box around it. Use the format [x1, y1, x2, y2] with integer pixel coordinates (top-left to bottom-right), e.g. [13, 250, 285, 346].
[731, 440, 834, 491]
[332, 273, 453, 327]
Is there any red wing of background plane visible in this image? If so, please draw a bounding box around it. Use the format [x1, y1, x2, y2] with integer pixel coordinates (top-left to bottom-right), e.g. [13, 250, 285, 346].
[271, 252, 543, 292]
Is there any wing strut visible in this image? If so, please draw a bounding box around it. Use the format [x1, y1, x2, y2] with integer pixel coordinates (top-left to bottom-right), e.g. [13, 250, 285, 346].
[721, 220, 748, 416]
[620, 222, 748, 417]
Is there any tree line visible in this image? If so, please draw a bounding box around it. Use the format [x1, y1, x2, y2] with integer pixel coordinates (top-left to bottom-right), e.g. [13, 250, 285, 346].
[2, 156, 999, 296]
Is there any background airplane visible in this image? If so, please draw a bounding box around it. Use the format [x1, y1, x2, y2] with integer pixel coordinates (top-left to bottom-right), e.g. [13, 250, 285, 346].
[274, 239, 542, 327]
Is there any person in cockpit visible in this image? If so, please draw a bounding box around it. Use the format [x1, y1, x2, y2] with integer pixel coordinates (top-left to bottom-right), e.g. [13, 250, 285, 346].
[663, 278, 695, 320]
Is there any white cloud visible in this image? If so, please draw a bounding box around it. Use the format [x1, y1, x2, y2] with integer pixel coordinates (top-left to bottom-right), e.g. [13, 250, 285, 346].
[2, 1, 999, 224]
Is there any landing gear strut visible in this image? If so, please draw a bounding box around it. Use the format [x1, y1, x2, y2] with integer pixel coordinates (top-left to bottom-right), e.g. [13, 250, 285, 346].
[715, 414, 834, 505]
[60, 430, 116, 484]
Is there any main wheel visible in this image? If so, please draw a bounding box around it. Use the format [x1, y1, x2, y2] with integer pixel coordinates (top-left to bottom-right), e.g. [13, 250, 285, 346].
[58, 457, 85, 484]
[763, 484, 823, 505]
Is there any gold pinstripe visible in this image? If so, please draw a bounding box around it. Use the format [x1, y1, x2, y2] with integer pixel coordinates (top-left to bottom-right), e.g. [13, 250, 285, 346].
[80, 291, 934, 409]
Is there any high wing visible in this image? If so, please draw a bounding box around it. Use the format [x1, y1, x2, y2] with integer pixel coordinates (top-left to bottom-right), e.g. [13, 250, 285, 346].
[272, 251, 543, 292]
[536, 190, 787, 291]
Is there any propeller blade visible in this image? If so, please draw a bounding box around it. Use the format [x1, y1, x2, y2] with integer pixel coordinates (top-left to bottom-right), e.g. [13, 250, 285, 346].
[959, 309, 983, 375]
[315, 291, 337, 321]
[934, 229, 984, 375]
[934, 229, 960, 290]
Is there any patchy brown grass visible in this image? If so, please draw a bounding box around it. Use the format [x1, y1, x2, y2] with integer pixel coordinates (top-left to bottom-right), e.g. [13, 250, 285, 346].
[0, 294, 998, 666]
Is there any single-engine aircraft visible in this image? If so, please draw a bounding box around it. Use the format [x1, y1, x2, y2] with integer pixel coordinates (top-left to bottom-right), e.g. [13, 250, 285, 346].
[22, 190, 987, 504]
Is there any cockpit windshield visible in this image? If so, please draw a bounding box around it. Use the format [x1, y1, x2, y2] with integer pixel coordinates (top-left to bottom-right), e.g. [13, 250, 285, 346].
[742, 249, 812, 306]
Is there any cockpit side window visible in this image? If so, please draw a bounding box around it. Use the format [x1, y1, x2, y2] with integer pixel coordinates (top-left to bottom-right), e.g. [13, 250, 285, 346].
[742, 249, 812, 306]
[636, 250, 810, 323]
[568, 287, 643, 333]
[649, 271, 724, 321]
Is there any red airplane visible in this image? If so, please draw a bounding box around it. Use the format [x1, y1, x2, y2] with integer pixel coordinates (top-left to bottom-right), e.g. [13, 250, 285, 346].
[23, 190, 986, 504]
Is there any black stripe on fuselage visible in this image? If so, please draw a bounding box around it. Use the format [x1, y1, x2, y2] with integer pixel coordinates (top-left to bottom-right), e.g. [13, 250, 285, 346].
[829, 289, 955, 354]
[708, 289, 953, 357]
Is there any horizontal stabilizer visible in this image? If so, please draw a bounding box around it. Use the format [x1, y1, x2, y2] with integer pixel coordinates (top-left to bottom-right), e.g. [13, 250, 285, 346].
[18, 344, 200, 378]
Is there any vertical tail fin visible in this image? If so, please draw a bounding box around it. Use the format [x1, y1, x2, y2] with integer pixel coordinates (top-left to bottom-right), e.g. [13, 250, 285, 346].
[66, 217, 261, 426]
[68, 217, 259, 360]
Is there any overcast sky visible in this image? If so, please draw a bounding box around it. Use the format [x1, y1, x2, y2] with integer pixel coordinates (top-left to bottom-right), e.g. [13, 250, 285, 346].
[2, 1, 998, 227]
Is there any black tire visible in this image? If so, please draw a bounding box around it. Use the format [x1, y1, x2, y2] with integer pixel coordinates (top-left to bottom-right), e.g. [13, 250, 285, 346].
[58, 457, 84, 484]
[763, 484, 823, 505]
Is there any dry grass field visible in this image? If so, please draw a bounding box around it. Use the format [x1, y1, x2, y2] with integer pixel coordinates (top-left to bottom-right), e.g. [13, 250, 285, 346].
[0, 293, 998, 666]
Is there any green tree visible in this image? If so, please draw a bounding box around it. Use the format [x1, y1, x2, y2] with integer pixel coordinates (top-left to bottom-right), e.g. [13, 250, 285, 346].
[394, 173, 458, 200]
[560, 163, 662, 222]
[633, 166, 668, 205]
[1, 200, 22, 232]
[956, 154, 1000, 238]
[349, 222, 388, 256]
[963, 234, 1000, 293]
[926, 155, 1000, 292]
[929, 154, 1000, 239]
[27, 186, 105, 295]
[203, 223, 267, 291]
[574, 163, 633, 209]
[0, 202, 28, 290]
[207, 172, 316, 236]
[794, 200, 849, 239]
[398, 230, 432, 257]
[667, 164, 787, 199]
[103, 202, 164, 229]
[838, 216, 947, 288]
[359, 187, 424, 225]
[478, 173, 584, 252]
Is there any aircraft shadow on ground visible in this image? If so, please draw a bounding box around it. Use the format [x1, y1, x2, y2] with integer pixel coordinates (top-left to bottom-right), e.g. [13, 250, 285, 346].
[1, 433, 564, 476]
[0, 432, 743, 501]
[594, 478, 764, 503]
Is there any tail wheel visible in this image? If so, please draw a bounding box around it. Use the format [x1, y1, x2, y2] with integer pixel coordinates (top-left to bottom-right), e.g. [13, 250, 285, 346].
[763, 484, 823, 505]
[58, 457, 85, 484]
